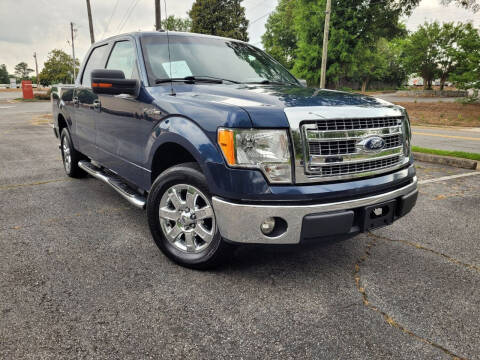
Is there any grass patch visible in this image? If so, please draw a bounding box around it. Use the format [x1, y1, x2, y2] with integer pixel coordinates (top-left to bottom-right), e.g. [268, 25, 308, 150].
[412, 146, 480, 161]
[14, 98, 49, 102]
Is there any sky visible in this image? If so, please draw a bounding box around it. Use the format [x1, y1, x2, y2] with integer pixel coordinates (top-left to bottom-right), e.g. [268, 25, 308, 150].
[0, 0, 478, 75]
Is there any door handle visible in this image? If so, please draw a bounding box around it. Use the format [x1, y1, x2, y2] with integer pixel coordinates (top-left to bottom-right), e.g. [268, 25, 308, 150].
[93, 100, 101, 111]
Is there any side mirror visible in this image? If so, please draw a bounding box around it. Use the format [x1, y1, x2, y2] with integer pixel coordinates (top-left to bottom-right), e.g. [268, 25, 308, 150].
[298, 79, 308, 87]
[91, 69, 139, 96]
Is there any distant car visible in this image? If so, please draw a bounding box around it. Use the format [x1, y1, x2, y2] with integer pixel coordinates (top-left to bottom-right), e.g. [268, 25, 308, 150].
[51, 31, 417, 269]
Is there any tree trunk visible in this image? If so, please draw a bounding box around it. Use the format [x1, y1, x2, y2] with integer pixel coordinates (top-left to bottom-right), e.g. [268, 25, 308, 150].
[424, 78, 433, 90]
[439, 75, 447, 91]
[361, 79, 368, 93]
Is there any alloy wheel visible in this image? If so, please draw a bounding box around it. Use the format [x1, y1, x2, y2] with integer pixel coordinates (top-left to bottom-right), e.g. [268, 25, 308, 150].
[159, 184, 216, 253]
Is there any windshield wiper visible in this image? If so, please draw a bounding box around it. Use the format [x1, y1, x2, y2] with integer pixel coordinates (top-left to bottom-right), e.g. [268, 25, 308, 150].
[155, 76, 239, 84]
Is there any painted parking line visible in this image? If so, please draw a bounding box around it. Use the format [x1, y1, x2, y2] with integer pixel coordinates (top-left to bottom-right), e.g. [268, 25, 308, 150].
[0, 106, 15, 109]
[419, 172, 480, 185]
[412, 132, 480, 141]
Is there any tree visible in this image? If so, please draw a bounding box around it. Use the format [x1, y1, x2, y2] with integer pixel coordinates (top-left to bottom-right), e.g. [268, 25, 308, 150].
[261, 0, 297, 69]
[38, 49, 79, 86]
[402, 21, 479, 90]
[189, 0, 249, 41]
[441, 0, 480, 12]
[162, 15, 192, 32]
[401, 22, 440, 90]
[14, 62, 34, 80]
[0, 64, 9, 83]
[291, 0, 417, 87]
[450, 24, 480, 90]
[350, 41, 388, 92]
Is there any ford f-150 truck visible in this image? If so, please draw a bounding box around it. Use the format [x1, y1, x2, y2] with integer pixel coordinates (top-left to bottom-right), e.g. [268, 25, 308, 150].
[52, 31, 418, 269]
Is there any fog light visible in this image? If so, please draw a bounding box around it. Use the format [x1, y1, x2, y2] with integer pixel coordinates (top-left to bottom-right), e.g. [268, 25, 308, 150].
[260, 217, 276, 235]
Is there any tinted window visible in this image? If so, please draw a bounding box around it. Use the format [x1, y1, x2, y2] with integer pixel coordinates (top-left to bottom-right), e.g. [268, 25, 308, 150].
[106, 41, 139, 80]
[81, 44, 109, 86]
[141, 35, 298, 86]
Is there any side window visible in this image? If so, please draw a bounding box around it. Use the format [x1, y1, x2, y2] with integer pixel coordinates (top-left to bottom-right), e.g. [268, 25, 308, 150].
[81, 45, 109, 86]
[106, 41, 139, 80]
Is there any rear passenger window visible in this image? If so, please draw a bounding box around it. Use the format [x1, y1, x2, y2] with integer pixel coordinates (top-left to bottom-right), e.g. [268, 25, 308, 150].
[106, 41, 139, 80]
[81, 45, 109, 86]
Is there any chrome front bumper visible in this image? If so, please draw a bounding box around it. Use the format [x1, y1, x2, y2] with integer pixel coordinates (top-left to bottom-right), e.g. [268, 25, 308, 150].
[212, 176, 417, 244]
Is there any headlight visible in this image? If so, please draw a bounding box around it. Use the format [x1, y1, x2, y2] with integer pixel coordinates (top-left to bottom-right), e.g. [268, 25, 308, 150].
[402, 111, 412, 157]
[217, 128, 292, 183]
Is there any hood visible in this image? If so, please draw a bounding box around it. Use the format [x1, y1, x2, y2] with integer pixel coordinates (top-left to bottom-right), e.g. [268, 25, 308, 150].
[148, 84, 398, 128]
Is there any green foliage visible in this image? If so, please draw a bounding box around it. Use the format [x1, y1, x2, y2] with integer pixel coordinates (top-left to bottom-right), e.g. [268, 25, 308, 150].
[189, 0, 249, 41]
[38, 49, 79, 86]
[262, 0, 417, 87]
[0, 64, 9, 83]
[440, 0, 480, 12]
[400, 22, 439, 90]
[162, 15, 192, 32]
[14, 62, 34, 80]
[261, 0, 297, 69]
[402, 21, 480, 90]
[449, 24, 480, 90]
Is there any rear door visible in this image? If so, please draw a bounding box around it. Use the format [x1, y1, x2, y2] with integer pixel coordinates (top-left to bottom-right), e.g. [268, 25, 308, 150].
[73, 44, 110, 158]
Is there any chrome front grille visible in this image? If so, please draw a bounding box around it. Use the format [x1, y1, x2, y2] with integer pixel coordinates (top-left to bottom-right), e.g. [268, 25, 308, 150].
[299, 116, 408, 182]
[308, 139, 356, 155]
[315, 116, 403, 131]
[310, 156, 401, 177]
[308, 134, 402, 156]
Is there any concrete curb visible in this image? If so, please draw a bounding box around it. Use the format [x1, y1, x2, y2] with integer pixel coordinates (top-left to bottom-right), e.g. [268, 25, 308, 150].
[413, 152, 479, 170]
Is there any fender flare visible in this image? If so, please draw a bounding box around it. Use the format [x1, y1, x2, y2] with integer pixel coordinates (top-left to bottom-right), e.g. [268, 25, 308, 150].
[147, 116, 225, 185]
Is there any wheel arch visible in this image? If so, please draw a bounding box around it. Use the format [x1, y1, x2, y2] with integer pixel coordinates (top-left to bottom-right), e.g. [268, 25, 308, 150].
[148, 116, 225, 189]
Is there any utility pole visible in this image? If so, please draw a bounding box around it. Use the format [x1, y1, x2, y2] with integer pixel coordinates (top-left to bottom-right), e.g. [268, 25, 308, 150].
[70, 22, 77, 84]
[319, 0, 331, 89]
[33, 52, 39, 87]
[86, 0, 95, 44]
[155, 0, 162, 30]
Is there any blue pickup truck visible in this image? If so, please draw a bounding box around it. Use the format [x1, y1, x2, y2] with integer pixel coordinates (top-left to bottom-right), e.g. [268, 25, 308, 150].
[52, 31, 417, 269]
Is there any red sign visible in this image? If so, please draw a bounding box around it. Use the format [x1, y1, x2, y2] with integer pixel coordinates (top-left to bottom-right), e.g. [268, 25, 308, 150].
[21, 80, 34, 99]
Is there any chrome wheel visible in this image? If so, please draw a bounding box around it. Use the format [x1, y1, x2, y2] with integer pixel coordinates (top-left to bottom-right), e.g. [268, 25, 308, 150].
[159, 184, 216, 253]
[62, 137, 72, 173]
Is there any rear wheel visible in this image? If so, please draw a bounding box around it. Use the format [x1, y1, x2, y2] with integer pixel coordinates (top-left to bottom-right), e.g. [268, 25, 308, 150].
[60, 128, 86, 178]
[147, 163, 233, 269]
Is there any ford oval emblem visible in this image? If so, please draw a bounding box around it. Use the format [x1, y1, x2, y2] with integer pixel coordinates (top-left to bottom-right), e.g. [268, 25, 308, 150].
[364, 136, 385, 151]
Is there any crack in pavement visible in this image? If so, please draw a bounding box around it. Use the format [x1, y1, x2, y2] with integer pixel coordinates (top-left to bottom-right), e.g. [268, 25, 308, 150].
[368, 233, 480, 273]
[354, 235, 469, 360]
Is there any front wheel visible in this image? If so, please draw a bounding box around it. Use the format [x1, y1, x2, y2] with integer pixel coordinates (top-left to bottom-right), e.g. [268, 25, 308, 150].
[147, 163, 233, 269]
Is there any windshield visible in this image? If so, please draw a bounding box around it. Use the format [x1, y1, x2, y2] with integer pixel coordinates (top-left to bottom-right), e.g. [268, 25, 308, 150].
[140, 34, 299, 86]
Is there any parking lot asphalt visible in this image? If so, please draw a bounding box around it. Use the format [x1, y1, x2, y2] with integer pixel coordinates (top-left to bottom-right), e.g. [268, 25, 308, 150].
[1, 102, 479, 359]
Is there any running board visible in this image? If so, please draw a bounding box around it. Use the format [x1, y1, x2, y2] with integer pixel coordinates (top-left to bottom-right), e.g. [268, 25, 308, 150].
[78, 160, 146, 209]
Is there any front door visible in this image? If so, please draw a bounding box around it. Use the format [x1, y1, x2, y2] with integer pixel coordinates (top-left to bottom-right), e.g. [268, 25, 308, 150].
[95, 39, 153, 186]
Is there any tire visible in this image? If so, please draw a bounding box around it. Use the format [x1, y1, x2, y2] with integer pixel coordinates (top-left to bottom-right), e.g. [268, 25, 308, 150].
[60, 128, 86, 178]
[147, 162, 233, 269]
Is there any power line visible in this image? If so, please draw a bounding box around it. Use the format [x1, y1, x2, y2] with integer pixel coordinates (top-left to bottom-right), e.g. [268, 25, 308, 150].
[117, 0, 141, 33]
[248, 11, 273, 27]
[102, 0, 120, 39]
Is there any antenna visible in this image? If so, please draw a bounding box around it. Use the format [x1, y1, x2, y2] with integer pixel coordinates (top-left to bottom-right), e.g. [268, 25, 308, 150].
[164, 0, 175, 96]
